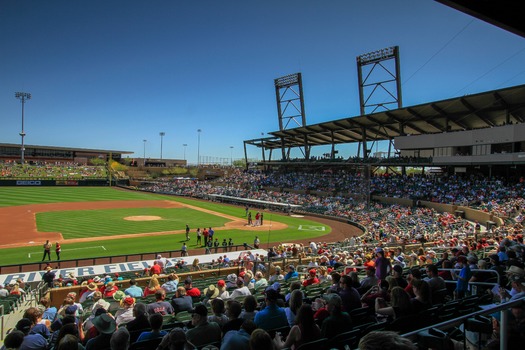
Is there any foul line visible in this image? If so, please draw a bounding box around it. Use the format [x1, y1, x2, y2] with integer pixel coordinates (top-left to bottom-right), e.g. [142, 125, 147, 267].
[298, 225, 326, 232]
[28, 245, 106, 258]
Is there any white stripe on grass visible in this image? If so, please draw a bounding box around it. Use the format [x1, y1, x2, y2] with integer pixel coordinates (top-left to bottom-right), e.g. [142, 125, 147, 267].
[27, 245, 106, 258]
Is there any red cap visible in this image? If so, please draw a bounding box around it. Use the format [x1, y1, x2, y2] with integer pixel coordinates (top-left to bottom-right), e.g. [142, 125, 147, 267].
[309, 269, 316, 275]
[217, 280, 225, 287]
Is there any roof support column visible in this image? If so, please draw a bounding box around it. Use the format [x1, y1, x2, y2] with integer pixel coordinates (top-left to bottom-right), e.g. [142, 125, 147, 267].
[361, 127, 368, 159]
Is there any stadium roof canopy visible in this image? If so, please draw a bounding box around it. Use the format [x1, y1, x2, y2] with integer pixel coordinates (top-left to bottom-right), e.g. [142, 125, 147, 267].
[436, 0, 525, 39]
[0, 143, 133, 155]
[245, 84, 525, 150]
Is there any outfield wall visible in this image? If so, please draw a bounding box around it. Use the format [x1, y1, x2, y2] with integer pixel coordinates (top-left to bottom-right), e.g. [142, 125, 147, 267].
[0, 179, 109, 186]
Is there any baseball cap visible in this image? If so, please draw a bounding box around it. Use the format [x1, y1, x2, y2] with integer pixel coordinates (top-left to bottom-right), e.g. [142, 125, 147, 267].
[65, 305, 78, 315]
[189, 304, 208, 317]
[264, 288, 280, 301]
[16, 318, 32, 335]
[393, 265, 403, 274]
[217, 280, 225, 287]
[184, 277, 192, 284]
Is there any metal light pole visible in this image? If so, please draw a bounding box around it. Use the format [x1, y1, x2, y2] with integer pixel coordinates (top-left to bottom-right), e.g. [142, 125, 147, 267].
[159, 132, 165, 159]
[143, 139, 147, 166]
[15, 92, 31, 164]
[230, 146, 234, 166]
[197, 129, 202, 165]
[183, 144, 188, 161]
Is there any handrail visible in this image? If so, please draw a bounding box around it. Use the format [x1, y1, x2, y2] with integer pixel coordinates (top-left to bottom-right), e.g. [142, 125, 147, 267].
[402, 297, 525, 350]
[0, 304, 4, 341]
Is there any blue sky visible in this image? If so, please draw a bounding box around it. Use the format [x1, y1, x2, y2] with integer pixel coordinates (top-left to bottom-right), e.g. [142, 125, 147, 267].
[1, 0, 525, 164]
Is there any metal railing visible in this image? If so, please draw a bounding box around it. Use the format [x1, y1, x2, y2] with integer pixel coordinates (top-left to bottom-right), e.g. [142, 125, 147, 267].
[0, 244, 251, 275]
[402, 297, 525, 350]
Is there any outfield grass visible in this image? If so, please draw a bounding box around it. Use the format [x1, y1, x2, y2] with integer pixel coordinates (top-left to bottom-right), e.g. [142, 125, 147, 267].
[0, 187, 331, 265]
[0, 187, 158, 207]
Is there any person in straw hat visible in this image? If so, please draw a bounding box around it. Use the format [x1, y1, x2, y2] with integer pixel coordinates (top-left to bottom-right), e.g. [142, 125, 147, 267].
[102, 281, 119, 298]
[202, 284, 220, 305]
[80, 281, 99, 303]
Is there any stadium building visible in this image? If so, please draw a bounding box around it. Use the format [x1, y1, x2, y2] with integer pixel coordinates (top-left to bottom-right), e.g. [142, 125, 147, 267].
[0, 143, 132, 165]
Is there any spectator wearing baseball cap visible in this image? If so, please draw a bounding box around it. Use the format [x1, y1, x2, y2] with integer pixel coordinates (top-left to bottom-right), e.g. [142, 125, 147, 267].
[500, 275, 525, 302]
[115, 295, 136, 326]
[0, 283, 9, 298]
[253, 288, 288, 331]
[229, 277, 251, 300]
[284, 265, 298, 281]
[186, 304, 221, 347]
[453, 255, 472, 299]
[216, 280, 229, 299]
[302, 269, 320, 287]
[19, 323, 50, 350]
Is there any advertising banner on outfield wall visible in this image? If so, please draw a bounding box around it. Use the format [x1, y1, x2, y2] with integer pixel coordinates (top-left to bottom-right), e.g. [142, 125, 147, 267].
[0, 179, 107, 186]
[0, 249, 268, 285]
[56, 180, 79, 186]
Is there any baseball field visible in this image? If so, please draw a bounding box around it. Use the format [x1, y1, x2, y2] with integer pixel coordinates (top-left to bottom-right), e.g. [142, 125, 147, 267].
[0, 187, 334, 266]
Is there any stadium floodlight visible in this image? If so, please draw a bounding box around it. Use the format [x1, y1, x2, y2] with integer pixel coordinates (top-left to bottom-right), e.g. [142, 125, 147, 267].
[143, 139, 147, 166]
[230, 146, 234, 166]
[197, 129, 202, 165]
[15, 92, 31, 164]
[183, 144, 188, 161]
[159, 132, 165, 159]
[274, 73, 300, 88]
[357, 46, 395, 64]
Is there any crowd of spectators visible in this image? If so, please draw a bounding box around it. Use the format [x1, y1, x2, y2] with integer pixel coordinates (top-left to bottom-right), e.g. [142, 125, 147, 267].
[3, 166, 525, 349]
[137, 169, 525, 251]
[5, 236, 525, 350]
[0, 162, 108, 180]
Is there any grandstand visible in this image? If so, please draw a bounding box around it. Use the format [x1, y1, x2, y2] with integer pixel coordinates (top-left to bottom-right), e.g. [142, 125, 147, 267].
[2, 3, 525, 350]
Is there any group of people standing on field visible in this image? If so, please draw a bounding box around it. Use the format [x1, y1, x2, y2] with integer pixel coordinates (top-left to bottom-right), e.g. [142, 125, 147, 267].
[247, 210, 263, 226]
[42, 240, 61, 261]
[182, 225, 236, 256]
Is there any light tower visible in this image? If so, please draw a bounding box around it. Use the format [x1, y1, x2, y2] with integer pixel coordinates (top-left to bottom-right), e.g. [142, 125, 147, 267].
[197, 129, 202, 165]
[230, 146, 234, 166]
[143, 139, 147, 166]
[159, 132, 165, 159]
[15, 92, 31, 164]
[183, 144, 188, 161]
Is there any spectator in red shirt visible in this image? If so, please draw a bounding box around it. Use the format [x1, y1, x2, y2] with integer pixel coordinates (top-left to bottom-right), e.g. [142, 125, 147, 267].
[184, 277, 201, 297]
[303, 269, 320, 287]
[150, 261, 162, 276]
[102, 282, 119, 298]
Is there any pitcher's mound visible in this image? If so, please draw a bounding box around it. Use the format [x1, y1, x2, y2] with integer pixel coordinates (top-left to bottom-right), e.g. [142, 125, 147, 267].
[124, 216, 162, 221]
